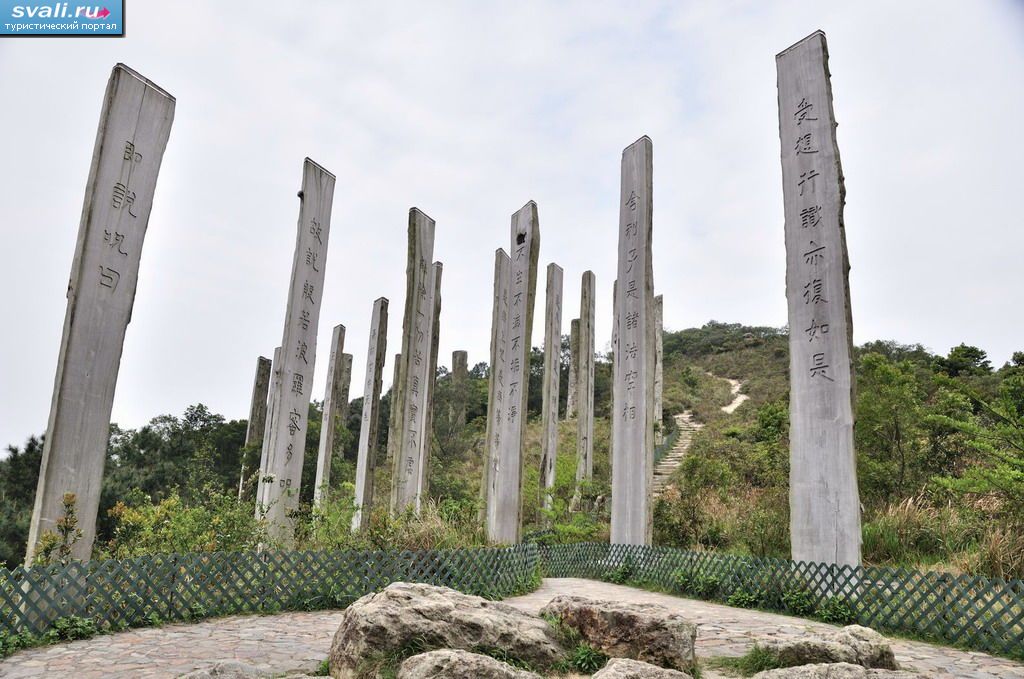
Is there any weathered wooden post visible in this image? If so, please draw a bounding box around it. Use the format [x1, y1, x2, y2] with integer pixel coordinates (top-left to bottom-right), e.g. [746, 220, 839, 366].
[540, 263, 564, 514]
[390, 209, 437, 514]
[256, 347, 283, 512]
[313, 325, 346, 507]
[486, 202, 540, 544]
[777, 31, 860, 566]
[611, 136, 655, 546]
[239, 355, 272, 500]
[415, 262, 443, 511]
[260, 159, 336, 545]
[26, 64, 175, 564]
[566, 318, 580, 420]
[654, 294, 664, 445]
[575, 271, 596, 486]
[452, 350, 469, 428]
[386, 353, 401, 467]
[352, 298, 389, 531]
[481, 249, 511, 523]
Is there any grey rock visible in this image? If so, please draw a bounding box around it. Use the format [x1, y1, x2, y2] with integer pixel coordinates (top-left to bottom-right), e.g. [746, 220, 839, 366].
[761, 625, 897, 670]
[753, 662, 925, 678]
[178, 661, 267, 679]
[540, 595, 696, 672]
[593, 657, 693, 678]
[397, 649, 541, 679]
[329, 582, 565, 678]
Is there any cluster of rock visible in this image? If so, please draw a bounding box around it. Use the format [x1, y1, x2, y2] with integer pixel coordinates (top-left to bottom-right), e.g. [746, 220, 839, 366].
[181, 582, 928, 678]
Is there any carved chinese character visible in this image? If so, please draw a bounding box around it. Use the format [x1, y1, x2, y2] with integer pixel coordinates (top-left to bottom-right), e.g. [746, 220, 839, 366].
[103, 230, 128, 256]
[794, 97, 818, 125]
[798, 169, 820, 197]
[291, 373, 304, 395]
[111, 183, 137, 217]
[305, 247, 320, 272]
[805, 318, 830, 342]
[299, 309, 311, 330]
[625, 221, 638, 238]
[625, 190, 638, 211]
[810, 352, 834, 382]
[625, 280, 639, 300]
[98, 266, 120, 291]
[800, 205, 822, 229]
[302, 281, 316, 304]
[621, 405, 636, 421]
[515, 245, 526, 261]
[512, 292, 523, 307]
[802, 279, 828, 305]
[123, 141, 142, 163]
[288, 409, 301, 436]
[795, 133, 819, 155]
[623, 342, 638, 360]
[512, 314, 521, 330]
[309, 219, 323, 245]
[802, 241, 826, 266]
[625, 248, 638, 274]
[625, 369, 638, 392]
[625, 311, 639, 330]
[295, 340, 309, 365]
[510, 357, 520, 373]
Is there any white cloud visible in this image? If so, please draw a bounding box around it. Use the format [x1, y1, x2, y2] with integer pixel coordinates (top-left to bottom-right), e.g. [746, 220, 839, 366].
[1, 0, 1022, 451]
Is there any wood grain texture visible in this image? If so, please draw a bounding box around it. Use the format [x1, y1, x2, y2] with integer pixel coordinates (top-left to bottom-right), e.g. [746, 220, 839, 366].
[611, 136, 655, 546]
[27, 64, 175, 563]
[261, 159, 336, 545]
[540, 263, 564, 513]
[352, 298, 389, 531]
[777, 31, 860, 566]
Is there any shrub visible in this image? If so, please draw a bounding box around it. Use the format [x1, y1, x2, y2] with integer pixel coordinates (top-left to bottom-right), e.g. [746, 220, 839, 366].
[781, 587, 816, 617]
[691, 574, 721, 600]
[45, 616, 98, 642]
[569, 643, 608, 673]
[816, 596, 856, 625]
[726, 589, 759, 609]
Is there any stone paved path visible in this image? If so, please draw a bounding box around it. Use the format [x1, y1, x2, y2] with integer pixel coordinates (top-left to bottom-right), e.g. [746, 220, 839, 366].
[1, 578, 1021, 678]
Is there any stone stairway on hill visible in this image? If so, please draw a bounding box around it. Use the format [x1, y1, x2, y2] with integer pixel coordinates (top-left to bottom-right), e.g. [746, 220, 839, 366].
[652, 411, 703, 495]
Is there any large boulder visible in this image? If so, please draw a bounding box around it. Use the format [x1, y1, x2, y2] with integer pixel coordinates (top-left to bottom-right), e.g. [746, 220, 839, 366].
[593, 657, 693, 678]
[540, 595, 697, 672]
[329, 582, 566, 678]
[753, 662, 925, 678]
[760, 626, 898, 670]
[397, 649, 542, 678]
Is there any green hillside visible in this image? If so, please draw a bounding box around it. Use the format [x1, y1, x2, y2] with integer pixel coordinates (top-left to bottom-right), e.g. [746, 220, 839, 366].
[2, 321, 1021, 579]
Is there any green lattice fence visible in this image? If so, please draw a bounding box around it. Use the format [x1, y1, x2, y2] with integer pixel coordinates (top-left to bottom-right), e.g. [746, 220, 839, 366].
[540, 543, 1024, 658]
[4, 541, 1023, 659]
[0, 544, 539, 637]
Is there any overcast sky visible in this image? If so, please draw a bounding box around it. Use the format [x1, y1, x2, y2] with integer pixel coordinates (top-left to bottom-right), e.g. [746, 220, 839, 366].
[1, 1, 1022, 451]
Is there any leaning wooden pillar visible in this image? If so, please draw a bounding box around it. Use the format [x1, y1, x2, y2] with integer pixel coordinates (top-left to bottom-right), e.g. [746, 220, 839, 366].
[540, 263, 563, 515]
[480, 249, 511, 523]
[654, 294, 664, 445]
[611, 136, 655, 546]
[575, 271, 596, 486]
[256, 346, 283, 512]
[451, 350, 469, 428]
[261, 159, 336, 546]
[487, 202, 540, 544]
[778, 31, 860, 567]
[566, 318, 580, 420]
[390, 209, 437, 514]
[415, 262, 443, 511]
[26, 64, 175, 564]
[352, 297, 389, 531]
[313, 324, 346, 507]
[239, 355, 272, 500]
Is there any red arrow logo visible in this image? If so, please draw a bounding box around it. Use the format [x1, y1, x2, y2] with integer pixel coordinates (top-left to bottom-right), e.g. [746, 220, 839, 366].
[96, 7, 110, 18]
